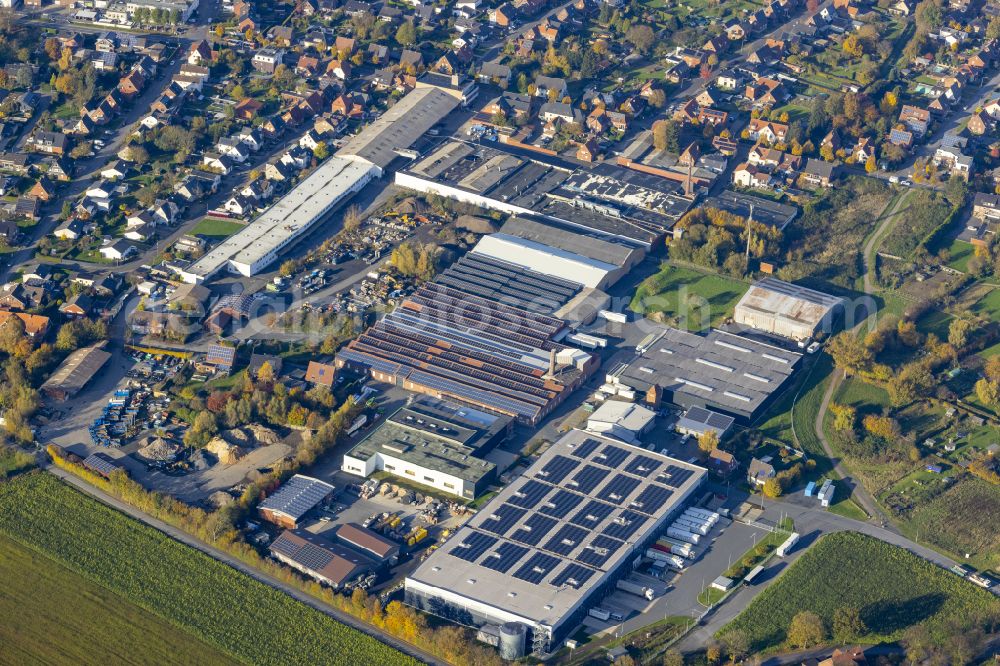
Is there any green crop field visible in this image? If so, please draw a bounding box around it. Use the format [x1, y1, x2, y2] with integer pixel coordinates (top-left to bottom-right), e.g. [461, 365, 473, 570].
[720, 532, 999, 653]
[630, 264, 748, 332]
[0, 534, 237, 666]
[0, 473, 417, 666]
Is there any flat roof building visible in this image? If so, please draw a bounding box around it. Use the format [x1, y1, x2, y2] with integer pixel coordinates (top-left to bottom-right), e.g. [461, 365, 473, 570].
[258, 474, 335, 529]
[181, 157, 376, 282]
[585, 401, 657, 444]
[396, 141, 691, 248]
[343, 397, 513, 500]
[405, 429, 706, 654]
[675, 406, 735, 439]
[270, 529, 373, 588]
[336, 87, 460, 175]
[605, 325, 801, 422]
[471, 233, 620, 290]
[733, 278, 845, 341]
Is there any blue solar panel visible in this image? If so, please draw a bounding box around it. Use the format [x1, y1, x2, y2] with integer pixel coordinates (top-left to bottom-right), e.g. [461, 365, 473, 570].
[480, 504, 527, 536]
[481, 542, 529, 573]
[512, 513, 558, 546]
[595, 445, 630, 469]
[624, 454, 662, 477]
[602, 510, 647, 541]
[539, 489, 583, 519]
[568, 465, 608, 494]
[509, 479, 554, 509]
[630, 485, 673, 515]
[449, 530, 498, 561]
[576, 534, 624, 568]
[551, 562, 596, 589]
[569, 499, 615, 529]
[537, 455, 579, 485]
[571, 437, 601, 459]
[661, 465, 694, 488]
[513, 552, 560, 584]
[597, 474, 641, 504]
[543, 524, 589, 556]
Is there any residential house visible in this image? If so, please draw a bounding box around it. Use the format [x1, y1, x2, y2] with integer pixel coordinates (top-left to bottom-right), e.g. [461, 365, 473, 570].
[733, 162, 775, 189]
[99, 239, 137, 261]
[252, 48, 285, 74]
[27, 132, 67, 155]
[60, 293, 95, 318]
[801, 159, 839, 188]
[534, 75, 568, 100]
[747, 118, 788, 143]
[747, 457, 776, 486]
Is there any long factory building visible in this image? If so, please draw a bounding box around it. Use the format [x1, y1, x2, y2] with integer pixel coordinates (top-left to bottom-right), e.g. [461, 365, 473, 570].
[405, 429, 707, 654]
[179, 88, 459, 283]
[336, 279, 597, 426]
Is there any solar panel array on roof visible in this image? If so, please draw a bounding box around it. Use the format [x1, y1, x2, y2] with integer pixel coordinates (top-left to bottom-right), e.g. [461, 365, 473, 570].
[481, 504, 528, 536]
[259, 474, 335, 522]
[571, 437, 601, 459]
[631, 485, 673, 515]
[537, 455, 579, 485]
[481, 542, 529, 573]
[513, 513, 558, 546]
[83, 453, 120, 477]
[297, 543, 334, 571]
[513, 553, 561, 584]
[409, 431, 707, 632]
[568, 465, 608, 494]
[450, 531, 499, 562]
[270, 532, 301, 558]
[624, 454, 662, 476]
[597, 474, 641, 504]
[661, 466, 695, 488]
[550, 562, 596, 589]
[596, 445, 630, 469]
[602, 510, 647, 541]
[509, 479, 553, 508]
[540, 489, 584, 519]
[205, 344, 236, 367]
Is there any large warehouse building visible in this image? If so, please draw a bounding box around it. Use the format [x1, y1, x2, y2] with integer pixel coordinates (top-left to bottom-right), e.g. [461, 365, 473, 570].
[181, 157, 376, 282]
[180, 88, 460, 283]
[342, 396, 513, 500]
[336, 283, 597, 425]
[405, 429, 706, 654]
[733, 278, 845, 341]
[604, 325, 801, 422]
[472, 234, 621, 290]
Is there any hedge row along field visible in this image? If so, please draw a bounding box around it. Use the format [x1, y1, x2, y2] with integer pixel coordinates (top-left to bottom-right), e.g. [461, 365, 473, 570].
[0, 473, 418, 666]
[720, 532, 1000, 653]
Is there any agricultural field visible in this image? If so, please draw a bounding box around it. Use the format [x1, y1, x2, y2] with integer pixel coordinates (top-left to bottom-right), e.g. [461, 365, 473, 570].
[0, 534, 237, 666]
[720, 532, 999, 653]
[0, 473, 417, 666]
[629, 263, 748, 331]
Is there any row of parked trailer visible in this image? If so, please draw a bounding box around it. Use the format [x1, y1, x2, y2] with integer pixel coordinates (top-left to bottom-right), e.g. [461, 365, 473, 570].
[646, 507, 722, 574]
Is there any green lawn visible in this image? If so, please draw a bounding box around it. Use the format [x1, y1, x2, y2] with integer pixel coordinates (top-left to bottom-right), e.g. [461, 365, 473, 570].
[191, 217, 246, 239]
[630, 263, 749, 332]
[945, 241, 974, 273]
[719, 532, 999, 653]
[970, 286, 1000, 321]
[0, 534, 237, 666]
[0, 473, 417, 666]
[834, 377, 890, 414]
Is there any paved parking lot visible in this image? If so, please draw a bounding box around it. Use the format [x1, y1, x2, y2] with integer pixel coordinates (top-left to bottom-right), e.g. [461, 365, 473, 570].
[582, 516, 773, 637]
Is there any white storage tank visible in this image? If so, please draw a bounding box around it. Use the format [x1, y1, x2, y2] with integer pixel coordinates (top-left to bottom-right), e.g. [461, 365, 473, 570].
[499, 622, 527, 660]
